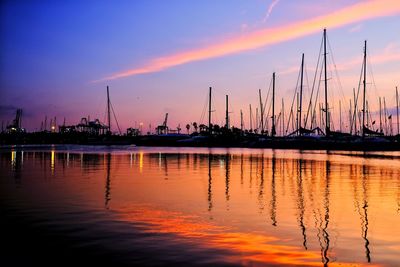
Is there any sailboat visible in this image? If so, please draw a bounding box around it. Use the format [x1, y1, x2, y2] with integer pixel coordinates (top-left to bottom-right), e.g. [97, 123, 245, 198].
[359, 41, 383, 137]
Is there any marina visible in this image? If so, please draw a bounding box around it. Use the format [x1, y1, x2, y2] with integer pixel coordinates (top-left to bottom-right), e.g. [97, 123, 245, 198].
[2, 29, 399, 150]
[1, 1, 400, 266]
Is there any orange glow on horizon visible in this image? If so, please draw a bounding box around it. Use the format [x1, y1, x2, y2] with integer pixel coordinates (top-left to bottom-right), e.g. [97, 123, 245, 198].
[95, 0, 400, 82]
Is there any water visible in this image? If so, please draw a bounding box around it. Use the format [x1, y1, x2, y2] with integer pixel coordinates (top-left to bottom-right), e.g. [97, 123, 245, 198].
[1, 145, 399, 266]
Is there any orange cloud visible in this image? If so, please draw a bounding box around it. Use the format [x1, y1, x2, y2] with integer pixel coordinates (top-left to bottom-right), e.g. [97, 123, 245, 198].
[96, 0, 400, 82]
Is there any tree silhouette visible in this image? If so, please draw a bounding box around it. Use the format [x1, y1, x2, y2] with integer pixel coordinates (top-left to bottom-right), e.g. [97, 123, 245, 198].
[192, 122, 198, 133]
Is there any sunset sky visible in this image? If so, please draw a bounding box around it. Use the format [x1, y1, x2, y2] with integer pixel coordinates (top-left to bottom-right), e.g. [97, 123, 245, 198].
[1, 0, 400, 132]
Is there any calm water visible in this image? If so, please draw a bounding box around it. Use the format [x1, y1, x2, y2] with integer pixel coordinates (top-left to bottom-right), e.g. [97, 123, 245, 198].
[1, 145, 400, 266]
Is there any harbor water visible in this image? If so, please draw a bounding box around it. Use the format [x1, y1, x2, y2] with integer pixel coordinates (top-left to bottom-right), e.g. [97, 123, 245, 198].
[1, 145, 399, 266]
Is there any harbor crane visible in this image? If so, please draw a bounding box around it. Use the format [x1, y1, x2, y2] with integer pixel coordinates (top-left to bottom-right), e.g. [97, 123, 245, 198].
[156, 113, 169, 135]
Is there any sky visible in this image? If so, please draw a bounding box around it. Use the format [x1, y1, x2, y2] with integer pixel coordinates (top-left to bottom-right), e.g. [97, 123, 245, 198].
[1, 0, 400, 133]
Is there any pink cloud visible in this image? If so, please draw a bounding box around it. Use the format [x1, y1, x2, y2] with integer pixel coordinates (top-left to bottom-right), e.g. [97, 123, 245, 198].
[95, 0, 400, 82]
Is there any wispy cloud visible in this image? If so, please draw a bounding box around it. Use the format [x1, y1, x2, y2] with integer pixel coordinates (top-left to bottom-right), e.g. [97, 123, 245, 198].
[95, 0, 400, 82]
[262, 0, 281, 23]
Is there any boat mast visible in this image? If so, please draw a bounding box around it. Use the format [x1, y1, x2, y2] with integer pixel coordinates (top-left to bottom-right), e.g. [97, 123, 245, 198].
[256, 108, 258, 133]
[209, 87, 212, 135]
[379, 97, 382, 134]
[349, 99, 352, 134]
[362, 40, 367, 138]
[271, 72, 276, 137]
[323, 29, 329, 136]
[384, 97, 388, 134]
[396, 86, 399, 136]
[249, 104, 253, 131]
[299, 53, 304, 135]
[107, 85, 111, 134]
[240, 109, 243, 133]
[259, 89, 264, 134]
[353, 88, 357, 135]
[225, 95, 229, 129]
[339, 100, 342, 132]
[282, 98, 285, 136]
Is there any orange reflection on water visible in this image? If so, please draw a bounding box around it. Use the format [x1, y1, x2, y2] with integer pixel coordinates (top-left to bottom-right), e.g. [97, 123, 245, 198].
[50, 149, 55, 174]
[139, 151, 143, 173]
[3, 148, 399, 266]
[115, 204, 381, 267]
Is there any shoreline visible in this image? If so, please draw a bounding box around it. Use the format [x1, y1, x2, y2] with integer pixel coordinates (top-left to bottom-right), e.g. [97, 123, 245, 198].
[1, 132, 400, 151]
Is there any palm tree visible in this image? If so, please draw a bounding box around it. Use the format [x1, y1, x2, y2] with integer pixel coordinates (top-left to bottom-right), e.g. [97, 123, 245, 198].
[192, 122, 198, 133]
[186, 124, 190, 134]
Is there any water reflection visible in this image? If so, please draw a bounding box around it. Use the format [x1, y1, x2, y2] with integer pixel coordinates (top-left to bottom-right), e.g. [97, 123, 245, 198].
[105, 153, 111, 209]
[225, 153, 230, 209]
[208, 153, 212, 212]
[1, 147, 400, 266]
[297, 158, 307, 250]
[361, 165, 371, 263]
[270, 153, 277, 226]
[258, 153, 264, 213]
[51, 149, 55, 174]
[10, 149, 22, 184]
[321, 161, 331, 267]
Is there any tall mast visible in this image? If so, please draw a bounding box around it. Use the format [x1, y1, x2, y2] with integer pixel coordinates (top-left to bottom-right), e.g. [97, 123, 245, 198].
[256, 108, 258, 133]
[339, 100, 342, 132]
[282, 98, 285, 136]
[366, 100, 370, 129]
[362, 40, 367, 138]
[271, 72, 276, 137]
[379, 97, 382, 133]
[225, 94, 229, 129]
[240, 109, 243, 132]
[209, 87, 212, 135]
[296, 92, 299, 134]
[353, 88, 357, 135]
[323, 29, 329, 136]
[107, 85, 111, 134]
[396, 86, 399, 136]
[299, 53, 304, 134]
[349, 99, 352, 134]
[384, 97, 388, 134]
[259, 89, 264, 134]
[249, 104, 253, 131]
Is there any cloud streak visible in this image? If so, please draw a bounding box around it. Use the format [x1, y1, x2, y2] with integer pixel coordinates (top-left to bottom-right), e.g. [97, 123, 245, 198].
[95, 0, 400, 82]
[263, 0, 281, 23]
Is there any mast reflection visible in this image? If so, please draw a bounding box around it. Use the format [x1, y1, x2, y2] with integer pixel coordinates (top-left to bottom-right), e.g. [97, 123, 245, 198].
[297, 158, 307, 250]
[163, 154, 168, 179]
[105, 153, 111, 209]
[249, 154, 254, 193]
[240, 154, 244, 185]
[321, 160, 331, 267]
[225, 153, 230, 209]
[270, 152, 277, 226]
[258, 153, 265, 212]
[208, 152, 213, 212]
[361, 165, 371, 262]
